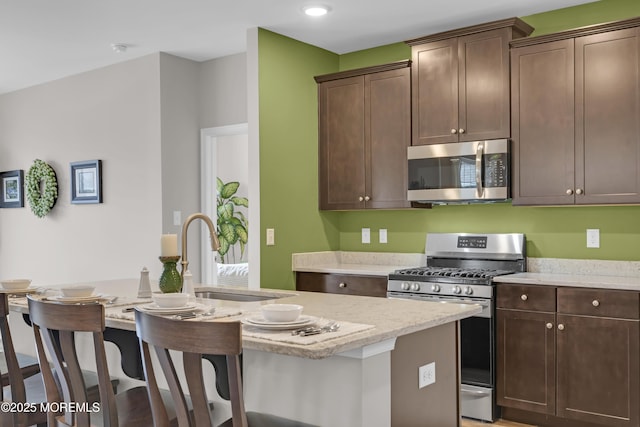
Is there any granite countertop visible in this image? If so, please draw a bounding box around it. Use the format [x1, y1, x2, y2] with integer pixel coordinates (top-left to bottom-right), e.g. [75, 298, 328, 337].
[292, 251, 425, 276]
[235, 288, 480, 359]
[8, 279, 480, 360]
[494, 272, 640, 291]
[494, 258, 640, 291]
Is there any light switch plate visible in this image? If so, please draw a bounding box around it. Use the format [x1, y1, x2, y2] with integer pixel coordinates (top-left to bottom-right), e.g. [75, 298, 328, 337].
[362, 228, 370, 244]
[266, 228, 275, 246]
[173, 211, 181, 226]
[379, 229, 387, 244]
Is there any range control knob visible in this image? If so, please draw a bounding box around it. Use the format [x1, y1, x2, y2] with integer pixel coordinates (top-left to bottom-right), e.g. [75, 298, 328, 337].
[452, 285, 462, 294]
[464, 286, 473, 295]
[431, 284, 441, 292]
[410, 282, 421, 292]
[401, 282, 410, 291]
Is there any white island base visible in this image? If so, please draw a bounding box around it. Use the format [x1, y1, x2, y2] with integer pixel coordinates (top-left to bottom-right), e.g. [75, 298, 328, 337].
[244, 322, 460, 427]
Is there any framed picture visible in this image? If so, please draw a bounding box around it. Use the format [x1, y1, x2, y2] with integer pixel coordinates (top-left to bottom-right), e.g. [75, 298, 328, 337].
[0, 170, 24, 208]
[70, 160, 102, 204]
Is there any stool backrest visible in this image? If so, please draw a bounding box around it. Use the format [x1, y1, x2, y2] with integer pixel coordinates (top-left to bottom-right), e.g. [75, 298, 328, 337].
[27, 296, 118, 427]
[135, 309, 247, 427]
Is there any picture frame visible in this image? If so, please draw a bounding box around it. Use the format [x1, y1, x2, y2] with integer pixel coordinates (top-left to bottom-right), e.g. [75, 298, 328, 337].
[70, 160, 102, 204]
[0, 170, 24, 208]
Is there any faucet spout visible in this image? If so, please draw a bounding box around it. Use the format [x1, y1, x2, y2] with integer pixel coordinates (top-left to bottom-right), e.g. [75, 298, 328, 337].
[181, 213, 221, 280]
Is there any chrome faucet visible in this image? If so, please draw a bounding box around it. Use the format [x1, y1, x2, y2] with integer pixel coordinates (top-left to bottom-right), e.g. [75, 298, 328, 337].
[181, 213, 221, 281]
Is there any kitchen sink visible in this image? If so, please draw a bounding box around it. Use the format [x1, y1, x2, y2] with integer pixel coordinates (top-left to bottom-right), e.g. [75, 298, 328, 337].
[195, 290, 290, 302]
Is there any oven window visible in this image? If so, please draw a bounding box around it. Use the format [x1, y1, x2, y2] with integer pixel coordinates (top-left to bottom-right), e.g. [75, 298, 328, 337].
[460, 315, 493, 387]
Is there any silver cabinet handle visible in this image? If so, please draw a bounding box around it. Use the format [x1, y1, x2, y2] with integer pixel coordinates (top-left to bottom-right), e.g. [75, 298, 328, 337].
[576, 188, 584, 195]
[364, 196, 370, 201]
[451, 129, 458, 134]
[592, 299, 600, 307]
[558, 324, 565, 331]
[566, 189, 573, 195]
[358, 196, 364, 202]
[475, 142, 484, 197]
[546, 323, 553, 329]
[339, 283, 347, 288]
[521, 294, 528, 301]
[458, 128, 465, 134]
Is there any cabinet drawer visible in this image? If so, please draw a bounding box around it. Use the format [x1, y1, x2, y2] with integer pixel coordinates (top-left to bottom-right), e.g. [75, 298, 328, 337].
[497, 284, 556, 311]
[295, 272, 387, 298]
[557, 287, 640, 319]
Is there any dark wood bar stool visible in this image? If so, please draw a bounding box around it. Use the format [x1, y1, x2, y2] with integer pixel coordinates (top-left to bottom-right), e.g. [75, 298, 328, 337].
[27, 296, 152, 427]
[0, 292, 47, 427]
[135, 309, 318, 427]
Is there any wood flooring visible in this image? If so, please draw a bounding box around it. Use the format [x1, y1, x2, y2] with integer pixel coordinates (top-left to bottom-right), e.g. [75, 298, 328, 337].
[461, 418, 535, 427]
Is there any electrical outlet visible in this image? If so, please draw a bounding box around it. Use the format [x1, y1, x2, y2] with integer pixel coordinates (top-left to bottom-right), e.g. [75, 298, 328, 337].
[173, 211, 181, 226]
[362, 228, 370, 244]
[419, 362, 435, 389]
[379, 229, 387, 244]
[266, 228, 275, 246]
[586, 229, 600, 248]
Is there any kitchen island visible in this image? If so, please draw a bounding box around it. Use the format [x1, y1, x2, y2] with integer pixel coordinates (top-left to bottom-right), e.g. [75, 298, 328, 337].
[8, 279, 480, 427]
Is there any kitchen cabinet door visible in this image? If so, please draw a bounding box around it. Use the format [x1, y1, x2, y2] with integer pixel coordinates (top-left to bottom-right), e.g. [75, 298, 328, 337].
[412, 38, 459, 145]
[511, 39, 575, 205]
[556, 314, 639, 427]
[496, 309, 556, 415]
[318, 75, 367, 210]
[575, 27, 640, 204]
[317, 62, 411, 210]
[366, 67, 411, 209]
[458, 28, 511, 142]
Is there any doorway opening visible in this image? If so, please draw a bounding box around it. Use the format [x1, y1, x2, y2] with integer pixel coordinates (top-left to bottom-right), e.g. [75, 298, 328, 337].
[201, 124, 249, 287]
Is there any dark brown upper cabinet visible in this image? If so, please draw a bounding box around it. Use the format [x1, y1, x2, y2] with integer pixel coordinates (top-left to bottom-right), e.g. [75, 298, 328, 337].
[406, 18, 533, 145]
[511, 18, 640, 205]
[316, 61, 412, 210]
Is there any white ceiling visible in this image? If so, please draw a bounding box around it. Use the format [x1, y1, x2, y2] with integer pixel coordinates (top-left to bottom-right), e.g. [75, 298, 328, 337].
[0, 0, 596, 95]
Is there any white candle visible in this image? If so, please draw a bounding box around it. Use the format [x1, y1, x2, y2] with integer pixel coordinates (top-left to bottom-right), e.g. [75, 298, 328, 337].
[160, 234, 178, 257]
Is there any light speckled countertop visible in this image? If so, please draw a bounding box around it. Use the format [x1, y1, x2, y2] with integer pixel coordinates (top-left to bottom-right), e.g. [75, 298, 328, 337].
[8, 279, 480, 360]
[292, 251, 424, 276]
[494, 258, 640, 291]
[494, 272, 640, 291]
[234, 288, 479, 359]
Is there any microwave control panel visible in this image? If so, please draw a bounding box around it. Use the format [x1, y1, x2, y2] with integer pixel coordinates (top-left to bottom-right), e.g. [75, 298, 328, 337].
[484, 154, 508, 188]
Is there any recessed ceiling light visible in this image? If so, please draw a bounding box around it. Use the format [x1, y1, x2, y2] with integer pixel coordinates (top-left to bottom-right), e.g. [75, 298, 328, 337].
[303, 5, 330, 17]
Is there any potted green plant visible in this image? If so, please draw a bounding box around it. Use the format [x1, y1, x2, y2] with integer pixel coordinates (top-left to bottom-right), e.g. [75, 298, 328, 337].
[216, 178, 248, 264]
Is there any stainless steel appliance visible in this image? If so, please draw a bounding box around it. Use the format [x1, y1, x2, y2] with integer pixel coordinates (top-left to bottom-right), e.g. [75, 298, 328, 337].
[387, 232, 526, 422]
[407, 139, 510, 203]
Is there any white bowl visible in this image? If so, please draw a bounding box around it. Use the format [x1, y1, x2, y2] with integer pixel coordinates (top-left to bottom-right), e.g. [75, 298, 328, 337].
[152, 292, 189, 308]
[261, 304, 303, 322]
[1, 279, 32, 291]
[60, 285, 96, 298]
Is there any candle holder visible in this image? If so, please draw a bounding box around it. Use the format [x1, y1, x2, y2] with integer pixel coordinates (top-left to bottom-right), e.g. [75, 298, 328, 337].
[158, 256, 182, 293]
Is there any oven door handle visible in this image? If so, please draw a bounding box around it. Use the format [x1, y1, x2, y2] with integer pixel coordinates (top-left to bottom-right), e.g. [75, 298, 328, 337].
[461, 386, 491, 397]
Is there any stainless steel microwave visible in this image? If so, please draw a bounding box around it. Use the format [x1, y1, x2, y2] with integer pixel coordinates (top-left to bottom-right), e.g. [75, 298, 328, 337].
[407, 139, 510, 203]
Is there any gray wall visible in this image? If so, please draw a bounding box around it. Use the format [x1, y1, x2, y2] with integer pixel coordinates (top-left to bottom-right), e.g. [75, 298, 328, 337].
[0, 51, 247, 285]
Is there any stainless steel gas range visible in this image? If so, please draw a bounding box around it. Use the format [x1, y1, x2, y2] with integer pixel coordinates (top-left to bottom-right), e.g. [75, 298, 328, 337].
[387, 233, 526, 422]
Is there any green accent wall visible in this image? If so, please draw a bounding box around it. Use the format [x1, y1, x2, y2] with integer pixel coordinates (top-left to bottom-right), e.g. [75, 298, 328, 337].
[258, 1, 640, 290]
[257, 29, 341, 289]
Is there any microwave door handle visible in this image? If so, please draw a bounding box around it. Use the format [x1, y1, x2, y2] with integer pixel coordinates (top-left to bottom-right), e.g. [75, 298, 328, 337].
[475, 142, 484, 197]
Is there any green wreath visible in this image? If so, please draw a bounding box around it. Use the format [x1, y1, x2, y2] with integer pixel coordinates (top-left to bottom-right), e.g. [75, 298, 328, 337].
[25, 159, 58, 218]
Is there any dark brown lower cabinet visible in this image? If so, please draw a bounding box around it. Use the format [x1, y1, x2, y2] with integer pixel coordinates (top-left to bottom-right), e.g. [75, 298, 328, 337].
[497, 284, 640, 427]
[295, 272, 387, 297]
